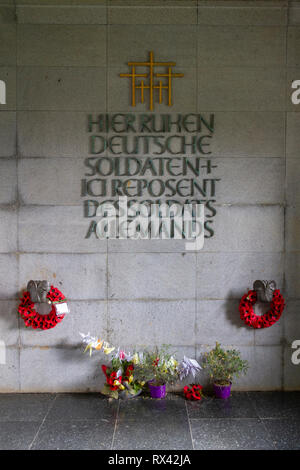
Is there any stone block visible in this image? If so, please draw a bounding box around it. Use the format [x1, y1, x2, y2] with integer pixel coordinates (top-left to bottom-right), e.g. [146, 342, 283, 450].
[285, 252, 300, 298]
[0, 6, 15, 23]
[0, 347, 20, 392]
[204, 205, 284, 252]
[198, 67, 286, 111]
[198, 1, 287, 26]
[20, 346, 104, 392]
[208, 157, 284, 204]
[18, 158, 83, 205]
[196, 252, 284, 300]
[17, 5, 107, 24]
[19, 253, 107, 300]
[0, 301, 18, 346]
[287, 26, 300, 66]
[18, 111, 89, 157]
[19, 205, 107, 253]
[286, 158, 300, 206]
[108, 299, 195, 347]
[234, 345, 282, 390]
[0, 158, 17, 204]
[197, 26, 286, 67]
[18, 67, 106, 111]
[17, 25, 106, 66]
[284, 300, 300, 344]
[211, 111, 285, 158]
[108, 252, 196, 300]
[196, 299, 255, 346]
[0, 25, 16, 66]
[16, 0, 106, 4]
[289, 2, 300, 25]
[108, 1, 197, 25]
[0, 112, 16, 157]
[286, 205, 300, 252]
[108, 25, 197, 67]
[286, 112, 300, 157]
[0, 208, 17, 253]
[108, 238, 187, 254]
[0, 254, 18, 299]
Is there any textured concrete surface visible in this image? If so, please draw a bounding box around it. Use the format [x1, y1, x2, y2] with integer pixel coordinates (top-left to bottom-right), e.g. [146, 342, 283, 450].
[18, 67, 107, 111]
[0, 0, 299, 392]
[0, 392, 300, 450]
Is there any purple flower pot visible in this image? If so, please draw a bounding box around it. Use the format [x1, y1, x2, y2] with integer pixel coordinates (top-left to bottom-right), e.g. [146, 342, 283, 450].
[213, 383, 231, 399]
[148, 381, 166, 399]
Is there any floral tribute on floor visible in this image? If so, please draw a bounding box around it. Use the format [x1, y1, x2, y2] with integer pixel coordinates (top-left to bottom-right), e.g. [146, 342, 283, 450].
[183, 384, 204, 401]
[79, 333, 202, 400]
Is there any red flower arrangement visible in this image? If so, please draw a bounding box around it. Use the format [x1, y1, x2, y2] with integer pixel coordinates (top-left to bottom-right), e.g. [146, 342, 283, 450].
[124, 364, 134, 381]
[152, 357, 159, 367]
[101, 361, 142, 399]
[184, 384, 203, 401]
[102, 365, 123, 391]
[239, 289, 285, 329]
[18, 286, 66, 330]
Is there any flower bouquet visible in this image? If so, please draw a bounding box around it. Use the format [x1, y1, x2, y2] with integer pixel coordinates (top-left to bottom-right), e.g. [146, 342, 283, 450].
[80, 333, 145, 399]
[80, 333, 202, 399]
[101, 357, 143, 400]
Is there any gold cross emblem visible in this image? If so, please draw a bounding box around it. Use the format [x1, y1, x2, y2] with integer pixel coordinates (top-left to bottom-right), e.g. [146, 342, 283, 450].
[120, 51, 184, 111]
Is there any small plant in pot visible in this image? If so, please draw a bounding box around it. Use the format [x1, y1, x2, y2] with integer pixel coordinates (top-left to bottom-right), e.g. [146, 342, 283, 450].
[134, 346, 179, 399]
[203, 342, 249, 399]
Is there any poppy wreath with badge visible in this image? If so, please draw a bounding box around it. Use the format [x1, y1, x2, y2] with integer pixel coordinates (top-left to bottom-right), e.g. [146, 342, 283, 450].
[18, 286, 66, 330]
[239, 289, 285, 329]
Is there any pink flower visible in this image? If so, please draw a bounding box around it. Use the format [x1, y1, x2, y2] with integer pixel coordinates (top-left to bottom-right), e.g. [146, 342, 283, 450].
[119, 350, 125, 360]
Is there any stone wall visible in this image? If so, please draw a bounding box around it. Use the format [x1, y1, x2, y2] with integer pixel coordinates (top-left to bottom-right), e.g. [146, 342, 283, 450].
[0, 0, 299, 391]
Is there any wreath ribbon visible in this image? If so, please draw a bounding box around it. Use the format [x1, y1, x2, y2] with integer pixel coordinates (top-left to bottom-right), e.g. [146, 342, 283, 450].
[18, 286, 66, 330]
[239, 289, 285, 329]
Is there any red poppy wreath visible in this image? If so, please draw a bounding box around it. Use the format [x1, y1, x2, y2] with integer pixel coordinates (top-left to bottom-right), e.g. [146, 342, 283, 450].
[239, 289, 285, 329]
[18, 286, 67, 330]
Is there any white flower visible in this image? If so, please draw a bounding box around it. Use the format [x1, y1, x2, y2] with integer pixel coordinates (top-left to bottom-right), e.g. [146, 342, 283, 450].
[179, 356, 202, 380]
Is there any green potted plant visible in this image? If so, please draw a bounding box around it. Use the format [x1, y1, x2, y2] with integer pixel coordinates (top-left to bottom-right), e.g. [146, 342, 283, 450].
[134, 346, 179, 398]
[203, 342, 249, 399]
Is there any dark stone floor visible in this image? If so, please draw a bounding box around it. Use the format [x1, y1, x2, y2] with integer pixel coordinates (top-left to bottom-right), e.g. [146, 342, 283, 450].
[0, 392, 300, 450]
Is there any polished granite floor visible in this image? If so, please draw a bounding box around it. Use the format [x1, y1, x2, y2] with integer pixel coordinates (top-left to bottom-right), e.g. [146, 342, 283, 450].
[0, 392, 300, 450]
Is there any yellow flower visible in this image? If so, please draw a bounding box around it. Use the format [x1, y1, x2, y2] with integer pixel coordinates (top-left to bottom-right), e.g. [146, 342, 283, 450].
[119, 384, 125, 391]
[132, 353, 139, 365]
[103, 342, 115, 354]
[128, 375, 133, 384]
[95, 340, 103, 351]
[169, 357, 178, 367]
